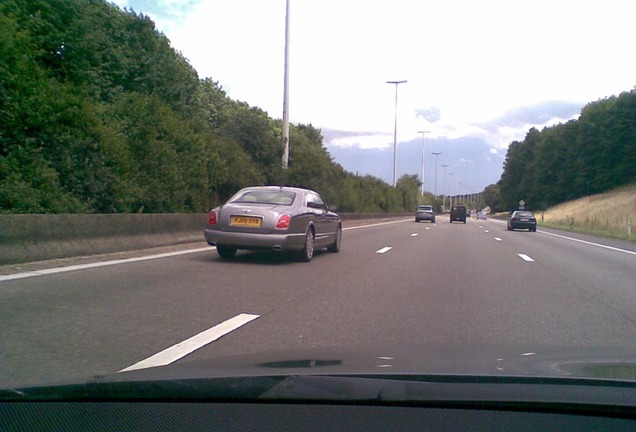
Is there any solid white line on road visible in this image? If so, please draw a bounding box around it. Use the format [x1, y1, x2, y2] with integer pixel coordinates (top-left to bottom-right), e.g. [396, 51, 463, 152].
[410, 233, 418, 237]
[539, 230, 636, 256]
[376, 247, 393, 254]
[0, 247, 213, 283]
[119, 313, 260, 373]
[480, 218, 635, 256]
[344, 218, 411, 231]
[494, 237, 503, 242]
[518, 254, 535, 262]
[1, 219, 412, 283]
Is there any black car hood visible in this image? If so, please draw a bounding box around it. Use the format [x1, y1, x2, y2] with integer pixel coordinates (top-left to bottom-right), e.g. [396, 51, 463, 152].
[108, 343, 636, 382]
[4, 343, 636, 393]
[3, 343, 636, 409]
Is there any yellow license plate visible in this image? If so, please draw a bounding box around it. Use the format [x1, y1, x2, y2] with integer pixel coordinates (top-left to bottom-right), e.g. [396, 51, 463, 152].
[230, 216, 262, 227]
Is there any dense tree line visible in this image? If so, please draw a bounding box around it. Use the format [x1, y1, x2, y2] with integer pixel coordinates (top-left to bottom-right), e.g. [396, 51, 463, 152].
[491, 90, 636, 212]
[0, 0, 420, 214]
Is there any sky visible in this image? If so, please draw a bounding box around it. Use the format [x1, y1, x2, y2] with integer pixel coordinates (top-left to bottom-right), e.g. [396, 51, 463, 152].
[112, 0, 636, 188]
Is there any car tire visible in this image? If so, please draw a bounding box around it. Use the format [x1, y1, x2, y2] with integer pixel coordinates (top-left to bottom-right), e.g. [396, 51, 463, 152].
[327, 224, 342, 253]
[216, 244, 236, 259]
[432, 218, 436, 223]
[297, 227, 315, 262]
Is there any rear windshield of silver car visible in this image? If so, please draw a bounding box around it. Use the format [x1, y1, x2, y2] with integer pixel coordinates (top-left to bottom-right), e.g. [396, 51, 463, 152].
[229, 190, 297, 206]
[515, 211, 534, 217]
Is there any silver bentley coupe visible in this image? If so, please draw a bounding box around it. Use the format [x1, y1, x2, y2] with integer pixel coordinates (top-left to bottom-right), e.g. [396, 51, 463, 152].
[204, 186, 341, 262]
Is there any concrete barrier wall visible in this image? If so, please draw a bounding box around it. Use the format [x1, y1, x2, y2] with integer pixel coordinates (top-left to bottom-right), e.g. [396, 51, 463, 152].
[0, 213, 409, 265]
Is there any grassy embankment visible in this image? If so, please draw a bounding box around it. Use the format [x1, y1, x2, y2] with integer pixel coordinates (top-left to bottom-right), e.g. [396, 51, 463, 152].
[537, 184, 636, 241]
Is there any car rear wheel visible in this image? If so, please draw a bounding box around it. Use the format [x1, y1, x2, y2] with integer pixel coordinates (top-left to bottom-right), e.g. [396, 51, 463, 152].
[297, 228, 315, 262]
[327, 224, 342, 253]
[216, 244, 236, 259]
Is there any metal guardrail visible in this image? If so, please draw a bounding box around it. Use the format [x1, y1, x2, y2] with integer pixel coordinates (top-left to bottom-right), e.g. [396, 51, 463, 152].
[0, 213, 410, 265]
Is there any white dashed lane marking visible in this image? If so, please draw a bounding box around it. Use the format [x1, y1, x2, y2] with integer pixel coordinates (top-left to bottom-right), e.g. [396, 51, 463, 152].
[119, 313, 260, 372]
[518, 254, 535, 262]
[494, 237, 503, 242]
[376, 247, 393, 254]
[410, 233, 418, 237]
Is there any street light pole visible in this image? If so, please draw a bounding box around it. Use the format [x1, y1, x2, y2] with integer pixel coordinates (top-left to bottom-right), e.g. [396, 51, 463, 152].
[387, 80, 407, 187]
[441, 164, 448, 211]
[281, 0, 291, 170]
[448, 172, 454, 208]
[432, 151, 441, 197]
[417, 130, 430, 195]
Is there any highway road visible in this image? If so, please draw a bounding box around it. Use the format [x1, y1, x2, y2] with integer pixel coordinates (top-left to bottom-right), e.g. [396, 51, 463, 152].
[2, 216, 636, 388]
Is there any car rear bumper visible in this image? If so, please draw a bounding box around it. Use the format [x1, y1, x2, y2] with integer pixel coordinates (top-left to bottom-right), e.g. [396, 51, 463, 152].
[204, 229, 306, 251]
[510, 222, 536, 230]
[415, 213, 435, 221]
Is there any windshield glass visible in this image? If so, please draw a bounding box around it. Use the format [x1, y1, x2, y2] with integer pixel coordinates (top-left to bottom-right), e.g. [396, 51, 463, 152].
[514, 211, 534, 218]
[1, 0, 636, 403]
[229, 190, 296, 206]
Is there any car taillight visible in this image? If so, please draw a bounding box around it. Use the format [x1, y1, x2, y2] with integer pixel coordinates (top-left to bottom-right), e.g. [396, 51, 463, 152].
[207, 210, 217, 225]
[275, 214, 290, 229]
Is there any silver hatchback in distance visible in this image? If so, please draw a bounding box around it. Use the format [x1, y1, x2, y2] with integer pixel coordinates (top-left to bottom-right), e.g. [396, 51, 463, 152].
[204, 186, 341, 262]
[415, 205, 436, 223]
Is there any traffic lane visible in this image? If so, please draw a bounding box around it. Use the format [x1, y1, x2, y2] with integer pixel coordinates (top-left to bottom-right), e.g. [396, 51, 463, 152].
[0, 218, 411, 277]
[4, 216, 634, 386]
[184, 218, 636, 366]
[478, 218, 636, 319]
[0, 219, 413, 387]
[483, 217, 636, 253]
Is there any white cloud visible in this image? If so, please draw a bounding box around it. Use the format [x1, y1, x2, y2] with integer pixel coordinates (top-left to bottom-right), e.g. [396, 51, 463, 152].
[117, 0, 636, 153]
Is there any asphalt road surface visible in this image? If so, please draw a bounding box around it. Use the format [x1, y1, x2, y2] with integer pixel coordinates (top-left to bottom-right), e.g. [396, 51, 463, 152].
[2, 216, 636, 388]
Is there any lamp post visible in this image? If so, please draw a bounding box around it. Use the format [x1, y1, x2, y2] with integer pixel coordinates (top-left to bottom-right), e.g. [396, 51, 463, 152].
[281, 0, 291, 170]
[448, 172, 454, 208]
[432, 151, 441, 197]
[417, 130, 430, 195]
[387, 80, 407, 186]
[441, 164, 448, 211]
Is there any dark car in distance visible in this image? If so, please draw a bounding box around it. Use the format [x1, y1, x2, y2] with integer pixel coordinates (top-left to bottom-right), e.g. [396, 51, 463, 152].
[205, 186, 341, 262]
[415, 205, 435, 223]
[507, 210, 537, 232]
[450, 205, 467, 223]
